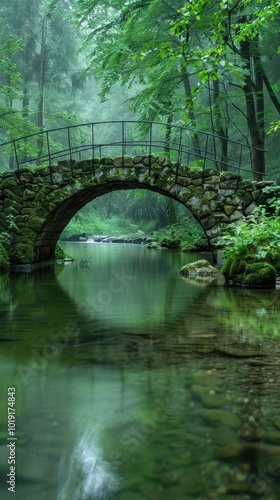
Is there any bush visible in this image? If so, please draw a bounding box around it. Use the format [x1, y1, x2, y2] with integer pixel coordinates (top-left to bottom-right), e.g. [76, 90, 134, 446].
[219, 204, 280, 264]
[219, 198, 280, 287]
[153, 217, 208, 252]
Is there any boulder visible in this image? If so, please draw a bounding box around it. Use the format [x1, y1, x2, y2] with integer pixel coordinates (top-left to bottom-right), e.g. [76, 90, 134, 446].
[243, 262, 276, 288]
[180, 259, 221, 276]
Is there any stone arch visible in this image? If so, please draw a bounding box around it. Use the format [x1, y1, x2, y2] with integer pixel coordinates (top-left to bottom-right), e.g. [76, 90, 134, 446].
[0, 155, 271, 265]
[34, 180, 208, 262]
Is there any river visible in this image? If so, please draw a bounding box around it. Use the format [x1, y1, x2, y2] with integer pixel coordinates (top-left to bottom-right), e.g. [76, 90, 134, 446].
[1, 243, 280, 499]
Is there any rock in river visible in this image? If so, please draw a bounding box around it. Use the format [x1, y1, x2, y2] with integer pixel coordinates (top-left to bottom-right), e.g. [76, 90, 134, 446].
[180, 259, 221, 277]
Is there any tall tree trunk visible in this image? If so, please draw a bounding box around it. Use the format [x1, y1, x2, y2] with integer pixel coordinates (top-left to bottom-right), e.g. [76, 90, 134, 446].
[37, 15, 48, 164]
[22, 86, 30, 118]
[213, 79, 228, 171]
[38, 16, 47, 131]
[5, 73, 15, 170]
[240, 39, 265, 181]
[252, 37, 266, 167]
[181, 68, 201, 154]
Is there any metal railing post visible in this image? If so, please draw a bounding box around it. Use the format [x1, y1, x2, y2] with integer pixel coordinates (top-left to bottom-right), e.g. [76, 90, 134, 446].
[67, 127, 73, 175]
[204, 134, 209, 172]
[46, 131, 53, 183]
[13, 141, 19, 173]
[122, 121, 125, 168]
[238, 144, 243, 177]
[176, 128, 183, 182]
[149, 122, 153, 175]
[92, 123, 94, 161]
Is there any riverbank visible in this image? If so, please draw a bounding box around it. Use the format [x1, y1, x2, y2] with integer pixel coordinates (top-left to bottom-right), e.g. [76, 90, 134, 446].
[60, 232, 154, 245]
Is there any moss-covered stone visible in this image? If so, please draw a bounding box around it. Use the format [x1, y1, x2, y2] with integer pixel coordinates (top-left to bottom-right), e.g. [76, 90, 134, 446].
[0, 155, 274, 268]
[27, 217, 43, 232]
[244, 262, 276, 288]
[191, 384, 227, 408]
[0, 243, 10, 269]
[1, 178, 18, 189]
[201, 409, 241, 430]
[221, 257, 233, 281]
[263, 247, 280, 272]
[13, 242, 35, 264]
[229, 258, 246, 281]
[180, 259, 221, 276]
[55, 243, 72, 260]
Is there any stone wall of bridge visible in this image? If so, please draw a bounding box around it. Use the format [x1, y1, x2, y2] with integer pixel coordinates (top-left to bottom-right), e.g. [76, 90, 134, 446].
[0, 155, 274, 265]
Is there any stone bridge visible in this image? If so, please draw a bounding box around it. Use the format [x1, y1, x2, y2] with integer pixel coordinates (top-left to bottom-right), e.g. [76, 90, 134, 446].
[0, 155, 273, 265]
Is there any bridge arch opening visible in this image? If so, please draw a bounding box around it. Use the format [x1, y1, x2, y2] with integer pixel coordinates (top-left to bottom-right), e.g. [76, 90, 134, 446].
[35, 182, 209, 263]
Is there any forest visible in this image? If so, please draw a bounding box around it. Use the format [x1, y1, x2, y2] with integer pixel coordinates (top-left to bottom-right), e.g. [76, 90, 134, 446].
[0, 0, 280, 249]
[2, 4, 280, 498]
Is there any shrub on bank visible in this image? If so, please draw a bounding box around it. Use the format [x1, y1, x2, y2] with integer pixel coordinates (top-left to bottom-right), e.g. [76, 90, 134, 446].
[219, 199, 280, 287]
[153, 217, 208, 252]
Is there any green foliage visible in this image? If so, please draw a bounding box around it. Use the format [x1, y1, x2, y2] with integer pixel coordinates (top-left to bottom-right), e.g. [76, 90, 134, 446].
[62, 214, 138, 238]
[220, 194, 280, 286]
[221, 256, 232, 281]
[219, 205, 280, 263]
[55, 243, 69, 260]
[153, 216, 207, 251]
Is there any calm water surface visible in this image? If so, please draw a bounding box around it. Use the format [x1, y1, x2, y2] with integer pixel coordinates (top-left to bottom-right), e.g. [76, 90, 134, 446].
[1, 243, 280, 500]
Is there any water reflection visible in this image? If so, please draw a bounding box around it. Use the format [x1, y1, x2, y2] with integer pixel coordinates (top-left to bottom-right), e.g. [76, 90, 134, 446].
[58, 427, 120, 500]
[1, 245, 280, 498]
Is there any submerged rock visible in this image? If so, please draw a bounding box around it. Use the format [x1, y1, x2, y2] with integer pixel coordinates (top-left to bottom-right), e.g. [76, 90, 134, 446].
[201, 409, 241, 430]
[210, 426, 238, 446]
[191, 384, 227, 408]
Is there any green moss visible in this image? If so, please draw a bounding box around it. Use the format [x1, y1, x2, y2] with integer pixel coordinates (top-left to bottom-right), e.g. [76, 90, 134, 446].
[244, 262, 276, 288]
[262, 247, 280, 272]
[229, 258, 246, 281]
[221, 257, 232, 280]
[14, 242, 35, 264]
[28, 217, 43, 232]
[159, 237, 181, 249]
[243, 253, 256, 265]
[0, 243, 10, 270]
[55, 243, 73, 260]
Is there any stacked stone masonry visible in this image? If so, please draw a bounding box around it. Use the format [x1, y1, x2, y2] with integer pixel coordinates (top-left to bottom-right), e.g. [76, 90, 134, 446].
[0, 155, 274, 264]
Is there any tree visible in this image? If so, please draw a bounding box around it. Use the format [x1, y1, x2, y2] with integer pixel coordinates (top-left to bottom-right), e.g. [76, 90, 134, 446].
[170, 0, 280, 179]
[72, 0, 203, 150]
[0, 0, 87, 169]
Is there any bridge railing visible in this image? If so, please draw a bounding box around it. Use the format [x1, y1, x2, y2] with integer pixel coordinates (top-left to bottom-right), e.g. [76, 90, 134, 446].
[0, 120, 265, 181]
